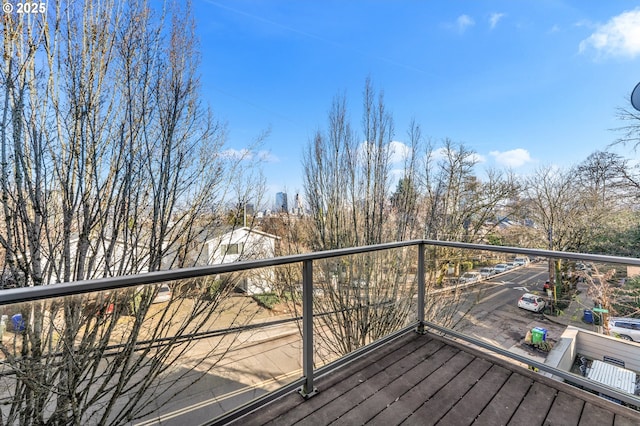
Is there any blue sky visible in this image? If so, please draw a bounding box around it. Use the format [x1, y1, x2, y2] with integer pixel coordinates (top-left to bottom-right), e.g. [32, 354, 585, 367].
[192, 1, 640, 207]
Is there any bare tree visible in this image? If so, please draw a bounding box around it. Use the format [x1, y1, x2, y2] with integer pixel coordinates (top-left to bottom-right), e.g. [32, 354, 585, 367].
[572, 151, 640, 256]
[525, 167, 579, 250]
[303, 93, 358, 250]
[0, 1, 263, 423]
[575, 151, 629, 206]
[418, 139, 519, 296]
[421, 139, 476, 242]
[524, 166, 597, 290]
[301, 80, 527, 354]
[611, 107, 640, 201]
[301, 80, 418, 358]
[420, 139, 518, 243]
[360, 76, 393, 246]
[524, 152, 638, 260]
[613, 106, 640, 150]
[389, 119, 421, 241]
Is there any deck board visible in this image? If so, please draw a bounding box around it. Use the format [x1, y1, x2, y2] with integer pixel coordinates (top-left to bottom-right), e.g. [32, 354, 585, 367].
[368, 350, 475, 424]
[474, 373, 533, 425]
[329, 339, 451, 425]
[544, 391, 584, 425]
[579, 402, 615, 426]
[508, 381, 557, 425]
[403, 357, 493, 425]
[614, 413, 640, 426]
[328, 343, 460, 425]
[226, 331, 640, 426]
[436, 364, 512, 425]
[259, 332, 432, 426]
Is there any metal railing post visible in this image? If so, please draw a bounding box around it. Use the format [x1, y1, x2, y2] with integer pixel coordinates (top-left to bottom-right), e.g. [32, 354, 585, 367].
[299, 259, 317, 398]
[416, 243, 426, 334]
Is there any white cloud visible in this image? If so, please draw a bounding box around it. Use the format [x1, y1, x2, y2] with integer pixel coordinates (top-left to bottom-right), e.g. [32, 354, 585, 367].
[456, 15, 475, 33]
[221, 148, 252, 160]
[428, 147, 447, 162]
[357, 140, 412, 165]
[257, 150, 280, 163]
[388, 141, 411, 164]
[579, 8, 640, 58]
[489, 149, 533, 168]
[489, 13, 505, 30]
[469, 153, 486, 164]
[548, 24, 560, 34]
[427, 147, 485, 165]
[390, 168, 405, 180]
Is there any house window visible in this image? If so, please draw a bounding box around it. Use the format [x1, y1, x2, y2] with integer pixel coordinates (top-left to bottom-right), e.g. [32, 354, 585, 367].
[223, 243, 244, 255]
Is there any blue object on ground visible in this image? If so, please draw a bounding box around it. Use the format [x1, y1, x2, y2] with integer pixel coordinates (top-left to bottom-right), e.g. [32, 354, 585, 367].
[11, 314, 25, 332]
[583, 309, 593, 324]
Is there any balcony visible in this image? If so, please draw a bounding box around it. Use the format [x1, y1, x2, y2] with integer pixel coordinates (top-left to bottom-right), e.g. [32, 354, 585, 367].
[0, 240, 639, 425]
[227, 330, 639, 426]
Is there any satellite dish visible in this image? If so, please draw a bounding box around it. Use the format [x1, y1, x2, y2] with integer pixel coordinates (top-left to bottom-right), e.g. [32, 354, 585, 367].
[632, 81, 640, 111]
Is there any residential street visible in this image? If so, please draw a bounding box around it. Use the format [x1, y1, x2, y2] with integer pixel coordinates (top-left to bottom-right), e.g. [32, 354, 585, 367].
[454, 263, 577, 356]
[132, 321, 302, 425]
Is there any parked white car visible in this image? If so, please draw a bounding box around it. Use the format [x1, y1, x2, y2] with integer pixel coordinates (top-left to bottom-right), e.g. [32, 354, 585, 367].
[479, 267, 495, 279]
[518, 293, 546, 312]
[493, 264, 508, 273]
[458, 272, 481, 284]
[513, 257, 529, 266]
[134, 284, 172, 304]
[608, 317, 640, 342]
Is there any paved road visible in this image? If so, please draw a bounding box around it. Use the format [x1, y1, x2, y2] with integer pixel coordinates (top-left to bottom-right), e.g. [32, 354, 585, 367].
[476, 262, 549, 307]
[454, 263, 567, 351]
[133, 323, 302, 425]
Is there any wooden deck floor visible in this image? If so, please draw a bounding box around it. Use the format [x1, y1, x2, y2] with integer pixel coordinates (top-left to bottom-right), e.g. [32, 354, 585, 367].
[230, 331, 640, 426]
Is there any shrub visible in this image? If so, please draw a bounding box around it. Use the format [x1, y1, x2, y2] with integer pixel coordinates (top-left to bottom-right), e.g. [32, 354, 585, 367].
[460, 261, 474, 272]
[252, 292, 280, 310]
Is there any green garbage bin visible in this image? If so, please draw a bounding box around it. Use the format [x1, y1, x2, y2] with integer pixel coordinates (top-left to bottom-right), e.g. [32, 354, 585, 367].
[531, 327, 547, 344]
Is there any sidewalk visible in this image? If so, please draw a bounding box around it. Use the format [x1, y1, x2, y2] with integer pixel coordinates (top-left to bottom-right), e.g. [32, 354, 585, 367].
[236, 315, 300, 347]
[543, 280, 602, 333]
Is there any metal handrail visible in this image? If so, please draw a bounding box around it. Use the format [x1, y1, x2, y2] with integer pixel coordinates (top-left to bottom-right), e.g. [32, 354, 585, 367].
[1, 239, 639, 305]
[0, 240, 420, 305]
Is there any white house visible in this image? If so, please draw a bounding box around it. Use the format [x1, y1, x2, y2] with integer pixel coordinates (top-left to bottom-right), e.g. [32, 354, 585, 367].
[204, 226, 279, 295]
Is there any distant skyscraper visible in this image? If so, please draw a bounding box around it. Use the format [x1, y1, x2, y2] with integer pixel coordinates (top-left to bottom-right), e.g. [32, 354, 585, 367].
[275, 192, 288, 212]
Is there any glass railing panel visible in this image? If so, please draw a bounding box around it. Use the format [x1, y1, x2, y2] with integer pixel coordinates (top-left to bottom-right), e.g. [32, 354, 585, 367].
[422, 246, 505, 329]
[311, 246, 418, 369]
[0, 266, 304, 424]
[1, 242, 638, 422]
[425, 246, 640, 408]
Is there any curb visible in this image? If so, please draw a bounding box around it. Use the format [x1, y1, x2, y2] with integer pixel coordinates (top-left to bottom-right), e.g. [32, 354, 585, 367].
[542, 313, 570, 327]
[542, 310, 592, 329]
[234, 321, 300, 349]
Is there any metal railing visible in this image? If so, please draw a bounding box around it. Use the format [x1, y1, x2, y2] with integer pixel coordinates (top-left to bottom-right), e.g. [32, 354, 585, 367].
[1, 239, 640, 424]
